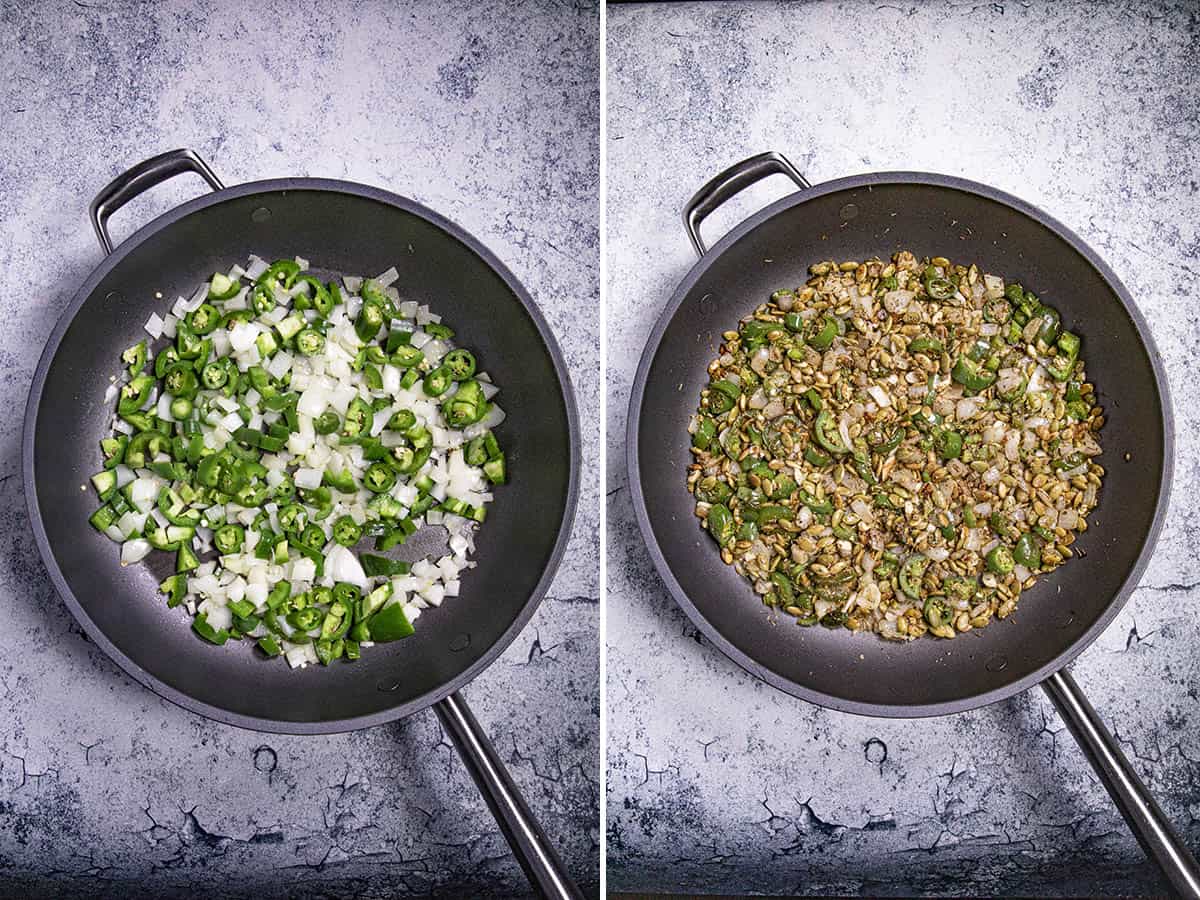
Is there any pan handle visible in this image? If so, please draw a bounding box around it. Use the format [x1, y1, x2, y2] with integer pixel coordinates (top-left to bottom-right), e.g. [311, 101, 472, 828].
[1043, 670, 1200, 897]
[434, 692, 583, 900]
[682, 151, 810, 257]
[89, 148, 224, 255]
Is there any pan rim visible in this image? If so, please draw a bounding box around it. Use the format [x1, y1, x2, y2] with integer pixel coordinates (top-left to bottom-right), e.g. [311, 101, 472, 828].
[23, 176, 581, 735]
[627, 169, 1174, 719]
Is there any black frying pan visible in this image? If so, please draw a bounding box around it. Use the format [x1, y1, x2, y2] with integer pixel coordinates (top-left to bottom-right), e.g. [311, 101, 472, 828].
[629, 152, 1199, 896]
[23, 149, 584, 899]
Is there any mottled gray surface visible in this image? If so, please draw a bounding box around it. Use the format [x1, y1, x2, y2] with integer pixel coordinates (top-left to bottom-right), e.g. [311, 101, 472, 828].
[607, 2, 1199, 895]
[0, 1, 598, 897]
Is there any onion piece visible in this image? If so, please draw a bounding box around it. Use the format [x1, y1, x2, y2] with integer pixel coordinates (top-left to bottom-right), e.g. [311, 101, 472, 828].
[326, 546, 367, 589]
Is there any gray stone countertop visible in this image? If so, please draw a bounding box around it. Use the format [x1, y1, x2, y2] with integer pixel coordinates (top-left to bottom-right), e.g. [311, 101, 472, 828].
[0, 1, 598, 897]
[606, 1, 1200, 895]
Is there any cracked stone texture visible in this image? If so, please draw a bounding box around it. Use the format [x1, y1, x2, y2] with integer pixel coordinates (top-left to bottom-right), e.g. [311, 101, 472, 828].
[607, 1, 1200, 895]
[0, 1, 598, 897]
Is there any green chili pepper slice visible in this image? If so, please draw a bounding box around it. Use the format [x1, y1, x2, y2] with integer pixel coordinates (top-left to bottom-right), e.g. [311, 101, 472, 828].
[692, 417, 717, 450]
[384, 409, 415, 434]
[806, 315, 838, 351]
[925, 275, 956, 301]
[362, 462, 397, 494]
[442, 380, 488, 429]
[391, 345, 424, 369]
[1013, 532, 1042, 569]
[192, 612, 229, 645]
[198, 359, 228, 390]
[122, 341, 147, 377]
[308, 410, 337, 435]
[168, 396, 192, 419]
[163, 364, 198, 399]
[694, 477, 732, 505]
[257, 259, 300, 289]
[985, 544, 1015, 575]
[356, 300, 385, 343]
[1046, 330, 1080, 381]
[706, 504, 735, 547]
[933, 429, 963, 460]
[442, 349, 477, 381]
[907, 337, 943, 355]
[798, 489, 833, 517]
[341, 398, 373, 440]
[295, 328, 326, 356]
[951, 356, 997, 392]
[323, 467, 357, 494]
[865, 424, 903, 456]
[1034, 305, 1061, 348]
[187, 303, 221, 335]
[899, 554, 929, 600]
[803, 446, 832, 467]
[365, 603, 415, 642]
[923, 595, 951, 629]
[117, 374, 154, 415]
[332, 515, 363, 547]
[820, 610, 849, 628]
[205, 272, 240, 300]
[705, 379, 741, 415]
[423, 366, 453, 397]
[813, 410, 849, 455]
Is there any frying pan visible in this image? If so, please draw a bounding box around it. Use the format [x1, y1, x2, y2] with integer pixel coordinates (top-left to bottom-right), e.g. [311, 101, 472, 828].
[629, 151, 1200, 896]
[23, 149, 584, 899]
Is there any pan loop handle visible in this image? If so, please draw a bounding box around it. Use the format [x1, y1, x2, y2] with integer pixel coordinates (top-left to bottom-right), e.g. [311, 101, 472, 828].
[683, 151, 810, 257]
[89, 148, 224, 255]
[434, 692, 584, 899]
[1044, 670, 1200, 897]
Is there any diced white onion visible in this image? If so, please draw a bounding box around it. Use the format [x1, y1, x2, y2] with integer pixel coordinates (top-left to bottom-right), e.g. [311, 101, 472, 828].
[120, 539, 152, 564]
[294, 468, 322, 489]
[245, 256, 269, 280]
[144, 312, 164, 339]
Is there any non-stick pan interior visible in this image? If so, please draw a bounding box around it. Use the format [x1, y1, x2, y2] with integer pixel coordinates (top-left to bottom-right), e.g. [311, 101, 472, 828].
[633, 175, 1168, 716]
[30, 182, 574, 731]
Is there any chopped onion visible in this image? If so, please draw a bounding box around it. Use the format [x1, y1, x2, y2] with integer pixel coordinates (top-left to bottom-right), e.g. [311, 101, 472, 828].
[326, 546, 367, 589]
[144, 312, 164, 339]
[293, 468, 322, 489]
[120, 539, 152, 565]
[956, 398, 980, 421]
[244, 256, 269, 280]
[866, 384, 891, 408]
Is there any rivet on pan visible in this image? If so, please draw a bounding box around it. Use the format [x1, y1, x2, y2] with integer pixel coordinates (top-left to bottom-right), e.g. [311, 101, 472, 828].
[1059, 611, 1076, 629]
[839, 203, 859, 221]
[698, 293, 716, 315]
[251, 206, 272, 223]
[105, 291, 122, 303]
[985, 654, 1008, 672]
[449, 633, 471, 652]
[376, 678, 402, 693]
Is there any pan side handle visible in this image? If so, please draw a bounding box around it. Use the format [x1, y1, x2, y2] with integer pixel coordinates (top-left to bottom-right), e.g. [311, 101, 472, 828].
[434, 692, 583, 900]
[1044, 669, 1200, 898]
[682, 151, 810, 257]
[89, 148, 224, 255]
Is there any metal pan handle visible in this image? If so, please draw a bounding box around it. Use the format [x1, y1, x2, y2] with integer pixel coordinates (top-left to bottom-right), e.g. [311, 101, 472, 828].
[1043, 670, 1200, 897]
[434, 692, 583, 900]
[683, 151, 810, 257]
[89, 148, 224, 255]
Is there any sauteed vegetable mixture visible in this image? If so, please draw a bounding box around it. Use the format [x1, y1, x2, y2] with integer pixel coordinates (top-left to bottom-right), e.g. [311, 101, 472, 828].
[89, 256, 507, 667]
[688, 252, 1105, 641]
